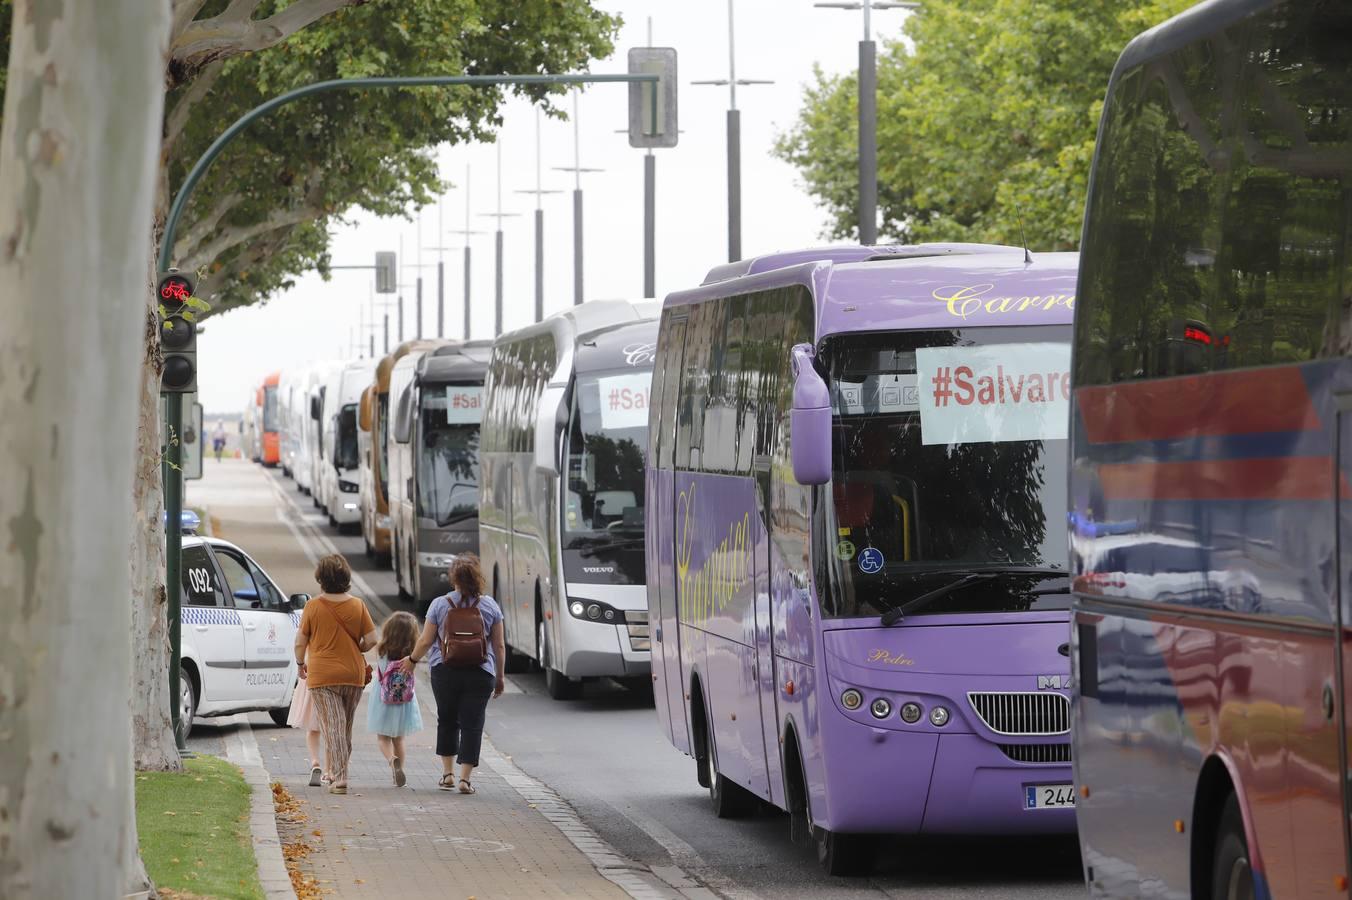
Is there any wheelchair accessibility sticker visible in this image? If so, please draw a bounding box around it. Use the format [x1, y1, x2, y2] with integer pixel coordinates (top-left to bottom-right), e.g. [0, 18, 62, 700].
[858, 548, 885, 574]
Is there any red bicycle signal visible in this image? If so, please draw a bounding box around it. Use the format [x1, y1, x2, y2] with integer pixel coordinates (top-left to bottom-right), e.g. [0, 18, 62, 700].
[156, 271, 196, 309]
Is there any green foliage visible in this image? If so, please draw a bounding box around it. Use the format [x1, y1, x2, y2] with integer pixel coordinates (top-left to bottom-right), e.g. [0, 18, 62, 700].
[0, 0, 619, 317]
[775, 0, 1194, 249]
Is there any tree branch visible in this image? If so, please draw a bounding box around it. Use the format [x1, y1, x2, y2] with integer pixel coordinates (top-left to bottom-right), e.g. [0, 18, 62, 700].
[162, 59, 225, 159]
[171, 0, 211, 40]
[181, 204, 322, 273]
[197, 228, 302, 315]
[173, 191, 244, 262]
[170, 0, 366, 85]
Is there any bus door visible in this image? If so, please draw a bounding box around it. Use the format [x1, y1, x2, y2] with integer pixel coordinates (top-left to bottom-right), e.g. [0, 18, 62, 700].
[1333, 393, 1352, 890]
[751, 458, 783, 807]
[653, 316, 688, 748]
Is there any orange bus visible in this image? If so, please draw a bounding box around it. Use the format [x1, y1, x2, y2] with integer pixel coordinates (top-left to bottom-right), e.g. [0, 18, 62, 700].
[258, 370, 282, 467]
[358, 341, 441, 562]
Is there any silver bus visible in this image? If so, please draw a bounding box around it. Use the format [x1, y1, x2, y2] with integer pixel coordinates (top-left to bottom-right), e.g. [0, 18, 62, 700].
[479, 300, 658, 699]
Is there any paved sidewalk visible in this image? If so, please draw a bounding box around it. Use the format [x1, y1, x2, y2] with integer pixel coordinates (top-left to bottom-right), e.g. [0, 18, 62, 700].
[265, 678, 630, 899]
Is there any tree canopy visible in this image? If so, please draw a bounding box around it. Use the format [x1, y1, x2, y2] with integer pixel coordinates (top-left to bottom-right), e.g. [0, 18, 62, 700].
[2, 0, 620, 317]
[774, 0, 1192, 249]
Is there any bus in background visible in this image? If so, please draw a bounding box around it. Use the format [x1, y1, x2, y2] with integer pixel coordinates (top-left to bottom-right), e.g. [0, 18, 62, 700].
[647, 245, 1077, 874]
[315, 358, 376, 531]
[480, 300, 659, 699]
[277, 368, 304, 478]
[358, 340, 441, 563]
[297, 361, 339, 498]
[1068, 3, 1352, 898]
[240, 390, 259, 462]
[389, 341, 493, 615]
[258, 370, 281, 466]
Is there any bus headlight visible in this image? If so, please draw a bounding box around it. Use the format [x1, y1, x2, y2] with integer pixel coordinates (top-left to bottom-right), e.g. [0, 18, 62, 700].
[586, 604, 601, 620]
[899, 702, 923, 724]
[570, 601, 585, 617]
[870, 698, 891, 719]
[841, 689, 863, 711]
[929, 705, 951, 727]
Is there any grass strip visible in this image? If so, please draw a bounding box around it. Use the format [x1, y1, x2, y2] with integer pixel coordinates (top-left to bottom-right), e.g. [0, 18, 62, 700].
[135, 755, 263, 900]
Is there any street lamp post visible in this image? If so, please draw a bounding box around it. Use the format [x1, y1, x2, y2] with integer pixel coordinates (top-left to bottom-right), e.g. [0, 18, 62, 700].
[480, 141, 521, 336]
[446, 163, 484, 339]
[554, 89, 604, 305]
[693, 0, 773, 263]
[814, 0, 918, 244]
[516, 108, 563, 321]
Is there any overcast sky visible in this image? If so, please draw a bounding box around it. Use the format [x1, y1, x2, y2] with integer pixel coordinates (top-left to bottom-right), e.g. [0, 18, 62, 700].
[196, 0, 915, 413]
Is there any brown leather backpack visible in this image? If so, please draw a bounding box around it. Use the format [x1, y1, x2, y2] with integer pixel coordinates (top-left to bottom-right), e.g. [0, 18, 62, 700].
[438, 594, 488, 669]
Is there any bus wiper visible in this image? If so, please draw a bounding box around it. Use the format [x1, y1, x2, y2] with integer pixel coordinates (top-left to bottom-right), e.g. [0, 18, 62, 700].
[881, 567, 1066, 626]
[437, 509, 477, 527]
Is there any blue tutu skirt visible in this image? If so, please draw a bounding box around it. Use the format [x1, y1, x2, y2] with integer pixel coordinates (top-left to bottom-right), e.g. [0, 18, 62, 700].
[366, 686, 424, 738]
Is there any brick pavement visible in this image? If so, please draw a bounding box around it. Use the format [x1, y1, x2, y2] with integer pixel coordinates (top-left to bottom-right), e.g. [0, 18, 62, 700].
[266, 679, 630, 899]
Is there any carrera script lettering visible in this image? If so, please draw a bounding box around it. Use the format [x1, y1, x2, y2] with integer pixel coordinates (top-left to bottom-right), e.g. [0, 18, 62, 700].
[867, 648, 916, 666]
[623, 342, 657, 366]
[934, 284, 1075, 321]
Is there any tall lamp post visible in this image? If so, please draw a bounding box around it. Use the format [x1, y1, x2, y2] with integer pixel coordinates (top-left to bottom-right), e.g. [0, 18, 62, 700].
[516, 108, 563, 321]
[479, 141, 521, 336]
[814, 0, 918, 244]
[554, 89, 604, 305]
[693, 0, 772, 263]
[446, 163, 484, 339]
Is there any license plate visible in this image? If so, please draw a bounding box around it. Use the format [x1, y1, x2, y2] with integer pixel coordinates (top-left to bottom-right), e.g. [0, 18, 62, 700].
[1025, 784, 1075, 810]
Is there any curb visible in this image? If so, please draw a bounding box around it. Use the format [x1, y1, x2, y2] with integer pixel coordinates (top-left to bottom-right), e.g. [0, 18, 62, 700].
[223, 715, 295, 899]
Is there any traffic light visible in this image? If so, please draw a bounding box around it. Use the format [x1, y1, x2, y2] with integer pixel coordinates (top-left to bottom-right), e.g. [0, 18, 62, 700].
[157, 270, 197, 394]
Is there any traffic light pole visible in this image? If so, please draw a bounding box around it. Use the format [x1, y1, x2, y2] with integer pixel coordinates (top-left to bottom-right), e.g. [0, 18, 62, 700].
[156, 72, 661, 762]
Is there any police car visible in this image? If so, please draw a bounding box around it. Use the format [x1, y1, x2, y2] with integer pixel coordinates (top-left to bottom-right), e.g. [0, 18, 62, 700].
[178, 536, 310, 738]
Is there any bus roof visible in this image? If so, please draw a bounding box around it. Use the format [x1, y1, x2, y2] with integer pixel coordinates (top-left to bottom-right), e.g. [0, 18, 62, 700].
[493, 299, 658, 351]
[374, 339, 444, 393]
[667, 247, 1077, 342]
[262, 370, 281, 387]
[419, 341, 493, 385]
[699, 242, 1022, 286]
[574, 316, 659, 375]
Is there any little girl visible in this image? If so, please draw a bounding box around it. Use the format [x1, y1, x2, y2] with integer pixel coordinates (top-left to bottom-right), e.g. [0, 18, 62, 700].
[286, 656, 326, 787]
[367, 611, 423, 786]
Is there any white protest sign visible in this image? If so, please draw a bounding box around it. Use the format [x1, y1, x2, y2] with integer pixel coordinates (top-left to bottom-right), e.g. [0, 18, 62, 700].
[597, 372, 651, 429]
[444, 385, 484, 423]
[914, 343, 1070, 445]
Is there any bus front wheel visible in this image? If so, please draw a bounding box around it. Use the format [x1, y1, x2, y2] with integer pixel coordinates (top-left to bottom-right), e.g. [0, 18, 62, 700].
[816, 828, 874, 877]
[696, 705, 755, 819]
[539, 619, 581, 700]
[1210, 793, 1254, 900]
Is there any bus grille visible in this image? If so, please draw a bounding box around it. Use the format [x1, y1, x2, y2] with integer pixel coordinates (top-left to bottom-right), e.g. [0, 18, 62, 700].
[967, 692, 1070, 736]
[998, 743, 1071, 764]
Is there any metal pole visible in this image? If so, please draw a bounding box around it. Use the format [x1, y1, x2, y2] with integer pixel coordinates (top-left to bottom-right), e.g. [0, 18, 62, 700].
[858, 38, 878, 245]
[728, 108, 741, 262]
[463, 246, 471, 339]
[165, 392, 186, 751]
[437, 261, 444, 337]
[573, 188, 584, 305]
[398, 293, 404, 341]
[495, 229, 504, 335]
[416, 276, 423, 339]
[644, 153, 656, 297]
[534, 208, 544, 321]
[383, 313, 389, 353]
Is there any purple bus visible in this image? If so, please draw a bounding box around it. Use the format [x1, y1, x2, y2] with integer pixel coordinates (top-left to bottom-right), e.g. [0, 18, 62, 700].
[645, 244, 1081, 874]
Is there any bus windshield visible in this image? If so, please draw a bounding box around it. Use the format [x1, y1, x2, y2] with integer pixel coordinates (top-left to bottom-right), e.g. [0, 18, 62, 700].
[562, 368, 648, 548]
[824, 326, 1070, 619]
[418, 391, 480, 526]
[336, 404, 359, 470]
[262, 385, 279, 432]
[375, 394, 389, 500]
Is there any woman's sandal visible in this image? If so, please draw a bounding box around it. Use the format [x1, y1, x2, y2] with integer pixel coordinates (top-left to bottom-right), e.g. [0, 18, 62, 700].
[438, 773, 456, 791]
[391, 757, 406, 788]
[329, 783, 348, 795]
[458, 778, 475, 795]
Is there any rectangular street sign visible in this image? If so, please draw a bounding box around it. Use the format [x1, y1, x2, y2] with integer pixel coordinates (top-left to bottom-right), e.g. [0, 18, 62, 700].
[628, 48, 678, 149]
[375, 251, 397, 293]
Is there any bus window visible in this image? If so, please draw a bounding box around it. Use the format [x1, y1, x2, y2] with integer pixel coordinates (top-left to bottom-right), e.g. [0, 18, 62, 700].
[563, 369, 647, 541]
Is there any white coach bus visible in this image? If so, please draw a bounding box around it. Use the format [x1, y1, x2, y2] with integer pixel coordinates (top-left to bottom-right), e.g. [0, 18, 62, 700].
[479, 300, 658, 699]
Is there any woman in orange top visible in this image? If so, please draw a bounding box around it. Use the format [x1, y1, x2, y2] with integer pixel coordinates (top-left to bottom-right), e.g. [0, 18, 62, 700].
[295, 554, 376, 795]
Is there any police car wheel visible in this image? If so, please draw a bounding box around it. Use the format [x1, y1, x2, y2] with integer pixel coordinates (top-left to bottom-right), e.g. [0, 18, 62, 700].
[268, 707, 290, 727]
[179, 666, 197, 741]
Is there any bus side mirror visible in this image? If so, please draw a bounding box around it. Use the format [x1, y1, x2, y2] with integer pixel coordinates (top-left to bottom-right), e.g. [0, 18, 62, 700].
[789, 343, 831, 486]
[534, 385, 567, 474]
[393, 386, 413, 444]
[358, 387, 373, 432]
[309, 395, 321, 421]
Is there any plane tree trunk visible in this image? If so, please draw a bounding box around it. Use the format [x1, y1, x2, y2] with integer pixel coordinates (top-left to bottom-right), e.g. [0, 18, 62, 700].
[0, 2, 172, 895]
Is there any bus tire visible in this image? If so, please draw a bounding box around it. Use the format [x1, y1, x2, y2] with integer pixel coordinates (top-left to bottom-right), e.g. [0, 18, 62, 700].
[815, 828, 875, 877]
[695, 698, 755, 818]
[1210, 793, 1253, 900]
[539, 618, 581, 700]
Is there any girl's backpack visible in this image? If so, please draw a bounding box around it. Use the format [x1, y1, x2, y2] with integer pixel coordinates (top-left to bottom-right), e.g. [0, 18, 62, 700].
[378, 660, 414, 705]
